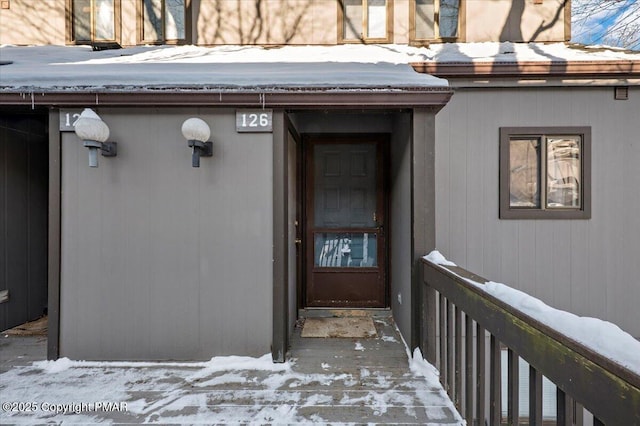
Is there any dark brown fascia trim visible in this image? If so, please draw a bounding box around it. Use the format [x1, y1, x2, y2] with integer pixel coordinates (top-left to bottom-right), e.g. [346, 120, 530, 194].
[411, 60, 640, 79]
[0, 90, 453, 109]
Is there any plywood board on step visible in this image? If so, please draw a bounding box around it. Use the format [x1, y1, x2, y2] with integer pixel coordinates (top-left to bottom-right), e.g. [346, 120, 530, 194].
[301, 317, 377, 338]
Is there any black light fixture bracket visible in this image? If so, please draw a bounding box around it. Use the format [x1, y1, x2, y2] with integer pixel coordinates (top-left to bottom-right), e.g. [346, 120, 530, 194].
[82, 140, 117, 167]
[187, 139, 213, 168]
[83, 140, 118, 156]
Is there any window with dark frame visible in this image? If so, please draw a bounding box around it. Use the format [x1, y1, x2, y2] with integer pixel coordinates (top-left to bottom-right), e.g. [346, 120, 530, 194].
[140, 0, 187, 44]
[68, 0, 120, 44]
[339, 0, 393, 43]
[411, 0, 460, 42]
[499, 127, 591, 219]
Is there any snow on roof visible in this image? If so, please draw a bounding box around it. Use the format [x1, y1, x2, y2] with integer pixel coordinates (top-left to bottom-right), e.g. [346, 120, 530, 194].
[0, 44, 449, 92]
[426, 41, 640, 63]
[1, 43, 637, 93]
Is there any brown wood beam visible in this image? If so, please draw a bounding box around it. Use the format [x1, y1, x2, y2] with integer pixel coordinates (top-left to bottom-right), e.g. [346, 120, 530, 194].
[412, 60, 640, 79]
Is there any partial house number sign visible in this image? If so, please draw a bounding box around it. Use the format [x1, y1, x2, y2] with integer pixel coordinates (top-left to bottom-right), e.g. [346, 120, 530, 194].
[59, 109, 82, 131]
[236, 109, 272, 133]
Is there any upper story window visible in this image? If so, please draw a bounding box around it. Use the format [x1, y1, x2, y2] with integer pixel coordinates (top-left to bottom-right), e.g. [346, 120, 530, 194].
[499, 127, 591, 220]
[68, 0, 121, 45]
[140, 0, 188, 44]
[339, 0, 393, 43]
[411, 0, 460, 42]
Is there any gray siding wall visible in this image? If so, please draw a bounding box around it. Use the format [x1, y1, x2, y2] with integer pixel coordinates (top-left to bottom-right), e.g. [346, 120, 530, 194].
[60, 108, 273, 360]
[435, 86, 640, 338]
[390, 113, 412, 342]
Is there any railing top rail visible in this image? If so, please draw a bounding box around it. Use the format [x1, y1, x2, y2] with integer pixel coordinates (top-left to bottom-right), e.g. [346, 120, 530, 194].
[421, 258, 640, 389]
[421, 258, 640, 425]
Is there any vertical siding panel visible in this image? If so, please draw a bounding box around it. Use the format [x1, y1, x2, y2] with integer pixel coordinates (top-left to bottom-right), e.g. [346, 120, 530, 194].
[435, 99, 452, 256]
[616, 93, 640, 334]
[569, 219, 589, 315]
[61, 131, 99, 356]
[517, 223, 537, 295]
[60, 132, 78, 354]
[200, 122, 228, 354]
[550, 222, 572, 309]
[598, 92, 637, 330]
[144, 111, 199, 358]
[77, 134, 105, 357]
[481, 91, 503, 280]
[582, 90, 609, 321]
[391, 113, 413, 340]
[123, 113, 153, 358]
[448, 91, 468, 265]
[465, 91, 485, 273]
[534, 222, 555, 300]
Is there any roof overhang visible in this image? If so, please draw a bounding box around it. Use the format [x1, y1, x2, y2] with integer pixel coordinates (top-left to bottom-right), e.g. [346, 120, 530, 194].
[0, 88, 453, 110]
[0, 45, 452, 110]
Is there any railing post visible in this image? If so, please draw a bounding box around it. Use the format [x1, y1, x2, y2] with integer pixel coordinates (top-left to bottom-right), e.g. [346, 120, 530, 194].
[490, 335, 501, 425]
[423, 284, 437, 365]
[574, 402, 584, 426]
[447, 300, 454, 397]
[476, 324, 486, 425]
[455, 305, 463, 412]
[439, 293, 447, 387]
[465, 315, 474, 424]
[556, 388, 570, 426]
[508, 349, 519, 426]
[529, 365, 543, 425]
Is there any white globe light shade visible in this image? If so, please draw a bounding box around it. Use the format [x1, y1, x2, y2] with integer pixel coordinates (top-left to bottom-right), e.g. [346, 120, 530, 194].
[74, 108, 110, 143]
[181, 118, 211, 142]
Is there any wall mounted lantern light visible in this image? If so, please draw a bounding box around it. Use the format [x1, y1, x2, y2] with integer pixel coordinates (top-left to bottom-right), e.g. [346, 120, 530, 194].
[181, 117, 213, 168]
[74, 108, 117, 168]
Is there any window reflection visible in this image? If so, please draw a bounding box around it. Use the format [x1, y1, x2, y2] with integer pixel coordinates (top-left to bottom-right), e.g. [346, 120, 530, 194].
[509, 138, 541, 208]
[315, 233, 377, 268]
[94, 0, 115, 40]
[546, 137, 581, 208]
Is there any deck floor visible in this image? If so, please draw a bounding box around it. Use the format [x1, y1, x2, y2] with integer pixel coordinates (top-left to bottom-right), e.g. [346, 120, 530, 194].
[286, 314, 462, 424]
[0, 314, 462, 424]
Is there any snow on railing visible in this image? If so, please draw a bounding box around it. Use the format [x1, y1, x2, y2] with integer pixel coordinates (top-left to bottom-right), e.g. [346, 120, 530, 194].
[420, 251, 640, 426]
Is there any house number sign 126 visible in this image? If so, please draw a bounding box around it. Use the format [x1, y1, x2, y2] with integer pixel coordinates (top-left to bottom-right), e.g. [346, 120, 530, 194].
[59, 109, 82, 131]
[236, 109, 272, 133]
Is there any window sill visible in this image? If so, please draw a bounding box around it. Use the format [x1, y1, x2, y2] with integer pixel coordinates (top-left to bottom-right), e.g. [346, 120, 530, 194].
[499, 208, 591, 220]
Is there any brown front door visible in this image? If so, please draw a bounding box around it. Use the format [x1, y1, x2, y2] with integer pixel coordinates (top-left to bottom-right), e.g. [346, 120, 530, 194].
[304, 135, 387, 308]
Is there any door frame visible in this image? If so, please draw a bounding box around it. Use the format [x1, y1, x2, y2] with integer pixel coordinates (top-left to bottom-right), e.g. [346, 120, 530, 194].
[300, 133, 391, 309]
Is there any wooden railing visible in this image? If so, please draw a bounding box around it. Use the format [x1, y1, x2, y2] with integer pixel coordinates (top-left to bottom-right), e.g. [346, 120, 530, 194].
[421, 258, 640, 426]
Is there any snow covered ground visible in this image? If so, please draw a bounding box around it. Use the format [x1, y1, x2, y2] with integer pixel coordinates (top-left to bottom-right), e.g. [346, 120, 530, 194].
[0, 317, 463, 425]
